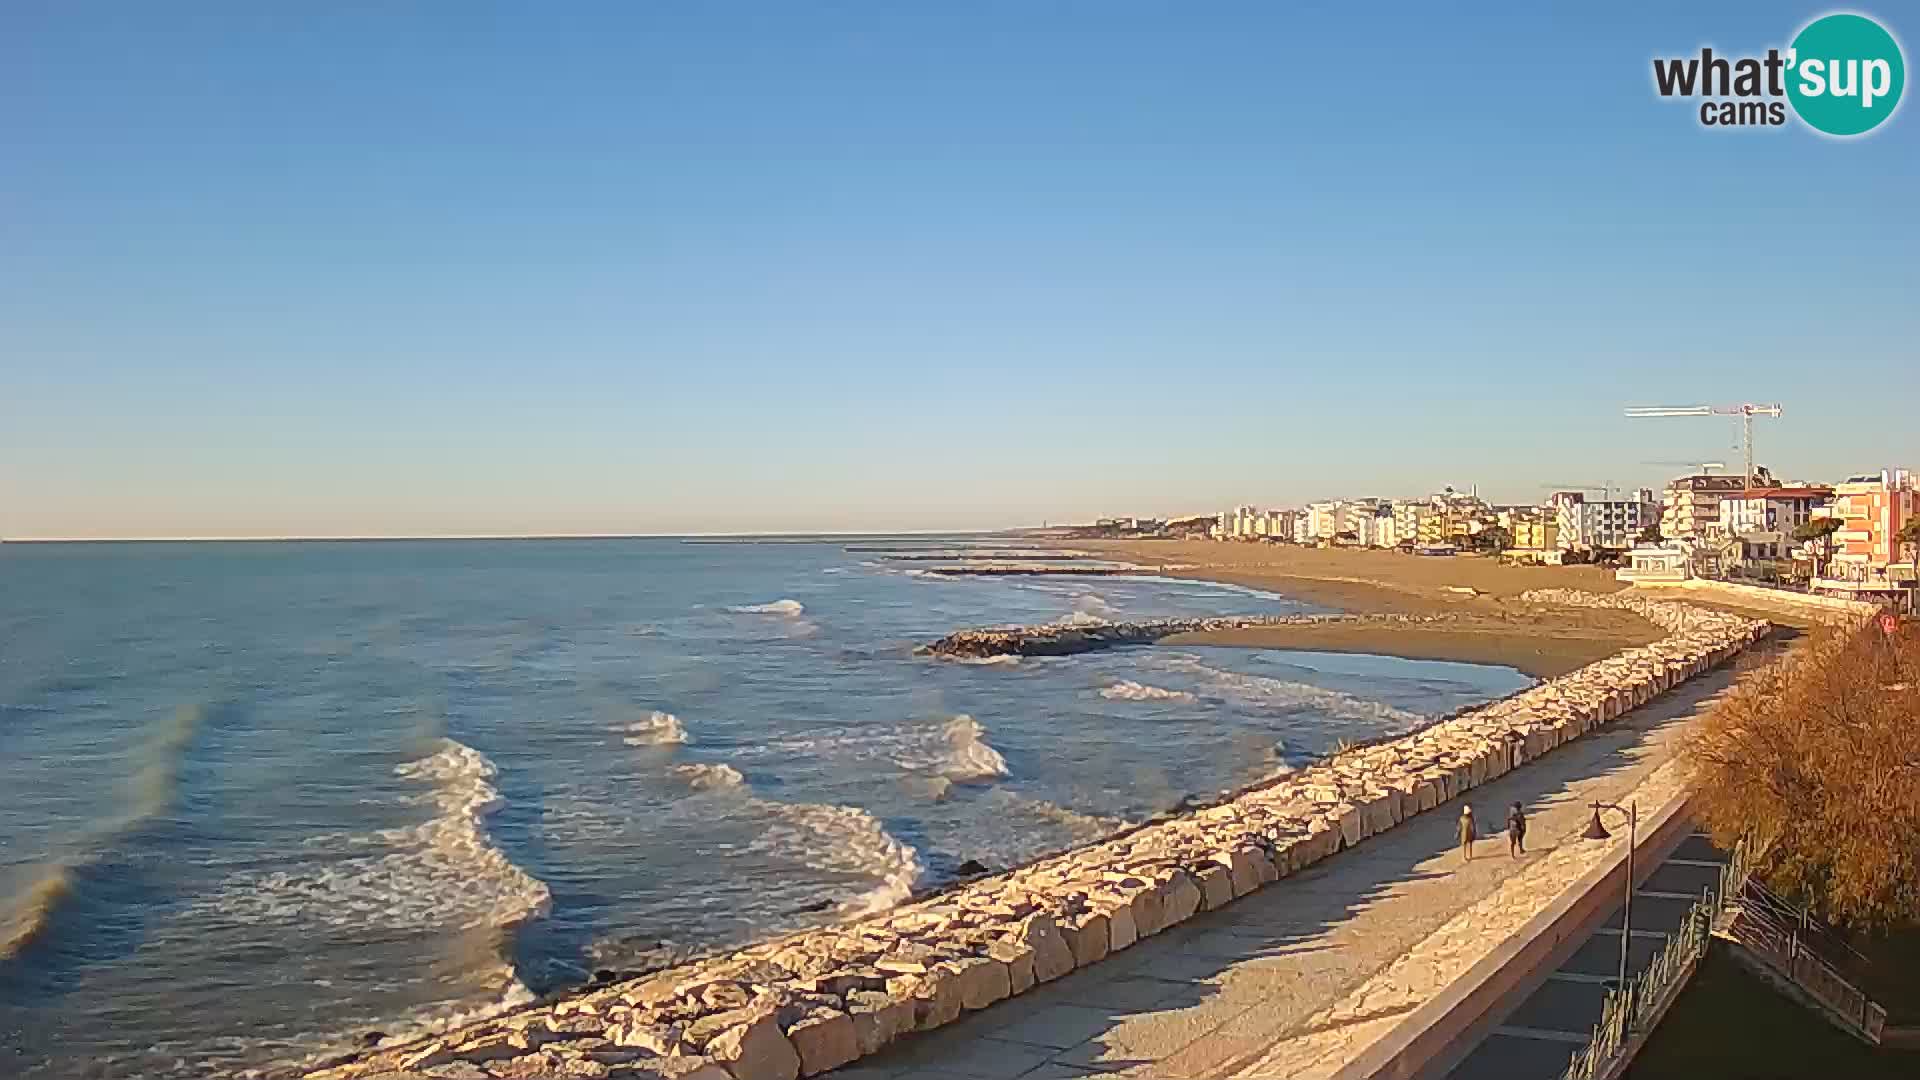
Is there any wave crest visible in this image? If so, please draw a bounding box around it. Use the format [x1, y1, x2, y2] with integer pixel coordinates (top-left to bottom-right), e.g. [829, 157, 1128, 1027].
[0, 865, 75, 961]
[673, 763, 745, 791]
[197, 739, 551, 934]
[1100, 680, 1196, 702]
[749, 801, 924, 916]
[728, 599, 805, 616]
[1151, 655, 1425, 727]
[0, 704, 201, 962]
[948, 654, 1020, 666]
[894, 714, 1009, 783]
[623, 710, 689, 746]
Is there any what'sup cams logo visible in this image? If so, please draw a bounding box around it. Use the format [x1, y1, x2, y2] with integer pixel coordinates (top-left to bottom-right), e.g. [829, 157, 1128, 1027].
[1653, 11, 1905, 135]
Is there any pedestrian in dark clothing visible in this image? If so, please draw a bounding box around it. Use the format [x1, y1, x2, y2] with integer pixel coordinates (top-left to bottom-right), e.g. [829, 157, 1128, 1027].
[1508, 802, 1527, 856]
[1459, 805, 1476, 862]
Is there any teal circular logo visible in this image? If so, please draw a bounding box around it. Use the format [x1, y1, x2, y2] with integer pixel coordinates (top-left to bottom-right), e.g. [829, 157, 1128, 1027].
[1787, 13, 1905, 136]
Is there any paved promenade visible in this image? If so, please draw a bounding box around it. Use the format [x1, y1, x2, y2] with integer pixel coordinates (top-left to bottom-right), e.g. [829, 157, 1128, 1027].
[827, 667, 1741, 1079]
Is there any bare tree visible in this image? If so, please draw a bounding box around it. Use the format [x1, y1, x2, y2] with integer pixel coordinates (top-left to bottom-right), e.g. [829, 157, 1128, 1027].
[1687, 622, 1920, 929]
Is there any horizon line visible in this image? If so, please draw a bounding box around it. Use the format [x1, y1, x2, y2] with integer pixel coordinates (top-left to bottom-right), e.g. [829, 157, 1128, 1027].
[0, 528, 1048, 544]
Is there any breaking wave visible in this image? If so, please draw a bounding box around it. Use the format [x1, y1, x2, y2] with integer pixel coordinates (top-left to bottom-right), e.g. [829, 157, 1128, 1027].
[947, 654, 1019, 666]
[197, 739, 551, 934]
[623, 710, 689, 746]
[1100, 680, 1197, 702]
[1151, 654, 1425, 727]
[1051, 610, 1108, 628]
[749, 801, 925, 916]
[0, 866, 74, 961]
[0, 703, 200, 963]
[728, 599, 805, 616]
[895, 715, 1010, 783]
[992, 790, 1131, 840]
[673, 762, 745, 791]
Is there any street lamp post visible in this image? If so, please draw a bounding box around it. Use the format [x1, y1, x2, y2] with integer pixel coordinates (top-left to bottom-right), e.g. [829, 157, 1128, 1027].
[1582, 800, 1639, 1005]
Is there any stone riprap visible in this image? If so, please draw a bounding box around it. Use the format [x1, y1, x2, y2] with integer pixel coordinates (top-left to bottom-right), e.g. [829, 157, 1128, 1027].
[919, 613, 1425, 659]
[917, 563, 1166, 578]
[302, 592, 1766, 1080]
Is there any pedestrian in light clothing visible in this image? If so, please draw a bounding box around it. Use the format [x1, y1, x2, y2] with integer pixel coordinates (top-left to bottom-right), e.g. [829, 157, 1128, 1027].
[1458, 805, 1476, 862]
[1508, 802, 1527, 857]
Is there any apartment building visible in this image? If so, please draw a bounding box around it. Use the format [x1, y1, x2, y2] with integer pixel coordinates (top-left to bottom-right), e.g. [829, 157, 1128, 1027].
[1715, 487, 1833, 536]
[1658, 471, 1770, 542]
[1813, 469, 1917, 591]
[1551, 489, 1659, 551]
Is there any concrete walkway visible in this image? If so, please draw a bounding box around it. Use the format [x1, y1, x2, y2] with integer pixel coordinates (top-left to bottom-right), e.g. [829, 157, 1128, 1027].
[826, 666, 1743, 1080]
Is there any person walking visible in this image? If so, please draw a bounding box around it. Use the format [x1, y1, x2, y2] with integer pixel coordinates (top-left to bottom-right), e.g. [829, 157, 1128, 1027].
[1458, 805, 1476, 862]
[1508, 801, 1527, 857]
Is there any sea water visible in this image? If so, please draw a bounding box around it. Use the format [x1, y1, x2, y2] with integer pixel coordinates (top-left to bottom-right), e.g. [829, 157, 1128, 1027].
[0, 539, 1531, 1076]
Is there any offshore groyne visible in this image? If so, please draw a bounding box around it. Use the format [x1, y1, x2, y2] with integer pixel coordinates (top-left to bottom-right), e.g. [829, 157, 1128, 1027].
[304, 591, 1768, 1080]
[919, 612, 1428, 659]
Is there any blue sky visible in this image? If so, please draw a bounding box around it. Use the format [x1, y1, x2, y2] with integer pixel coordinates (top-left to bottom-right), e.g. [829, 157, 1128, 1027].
[3, 2, 1914, 537]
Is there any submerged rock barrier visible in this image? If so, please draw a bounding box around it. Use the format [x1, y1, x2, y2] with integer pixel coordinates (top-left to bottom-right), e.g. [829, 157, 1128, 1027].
[304, 593, 1767, 1080]
[919, 613, 1424, 659]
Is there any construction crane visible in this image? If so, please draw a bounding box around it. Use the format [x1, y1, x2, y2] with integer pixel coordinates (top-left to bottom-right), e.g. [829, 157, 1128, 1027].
[1542, 482, 1617, 502]
[1642, 460, 1726, 474]
[1624, 404, 1782, 493]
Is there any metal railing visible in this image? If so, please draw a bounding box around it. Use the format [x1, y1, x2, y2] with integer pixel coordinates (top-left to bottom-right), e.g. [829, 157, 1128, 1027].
[1720, 878, 1888, 1043]
[1559, 840, 1750, 1080]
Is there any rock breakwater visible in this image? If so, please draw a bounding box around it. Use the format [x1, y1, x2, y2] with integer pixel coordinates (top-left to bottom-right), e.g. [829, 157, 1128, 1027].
[919, 613, 1422, 659]
[304, 592, 1767, 1080]
[917, 563, 1165, 578]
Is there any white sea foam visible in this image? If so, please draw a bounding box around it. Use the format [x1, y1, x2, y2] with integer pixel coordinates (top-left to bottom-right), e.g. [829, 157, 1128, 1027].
[748, 801, 925, 916]
[1073, 592, 1115, 615]
[1099, 680, 1197, 702]
[894, 714, 1010, 783]
[1152, 654, 1425, 727]
[1051, 610, 1109, 628]
[673, 762, 745, 791]
[990, 790, 1131, 840]
[728, 599, 805, 616]
[949, 654, 1020, 666]
[372, 964, 537, 1047]
[623, 710, 689, 746]
[195, 739, 551, 934]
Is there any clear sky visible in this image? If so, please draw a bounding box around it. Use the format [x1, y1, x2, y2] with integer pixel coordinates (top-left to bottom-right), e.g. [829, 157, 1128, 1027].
[3, 2, 1915, 538]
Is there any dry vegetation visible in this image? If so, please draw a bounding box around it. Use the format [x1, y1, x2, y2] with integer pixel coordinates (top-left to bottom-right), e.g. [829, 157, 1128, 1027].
[1687, 621, 1920, 929]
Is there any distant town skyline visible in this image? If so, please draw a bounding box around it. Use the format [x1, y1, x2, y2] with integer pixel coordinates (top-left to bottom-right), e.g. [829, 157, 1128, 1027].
[4, 2, 1914, 539]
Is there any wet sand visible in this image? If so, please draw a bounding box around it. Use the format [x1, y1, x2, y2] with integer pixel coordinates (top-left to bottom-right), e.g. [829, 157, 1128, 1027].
[1084, 539, 1663, 678]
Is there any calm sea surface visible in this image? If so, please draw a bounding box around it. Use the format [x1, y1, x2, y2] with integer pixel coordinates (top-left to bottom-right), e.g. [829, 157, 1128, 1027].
[0, 539, 1530, 1076]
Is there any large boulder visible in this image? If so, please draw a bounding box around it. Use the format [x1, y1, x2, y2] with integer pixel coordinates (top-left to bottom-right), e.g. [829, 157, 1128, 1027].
[1195, 865, 1235, 911]
[706, 1009, 801, 1080]
[785, 1010, 858, 1077]
[1161, 870, 1203, 926]
[1015, 913, 1077, 982]
[1061, 914, 1110, 968]
[844, 991, 914, 1056]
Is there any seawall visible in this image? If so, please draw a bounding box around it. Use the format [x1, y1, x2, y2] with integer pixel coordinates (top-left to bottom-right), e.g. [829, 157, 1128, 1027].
[303, 592, 1769, 1080]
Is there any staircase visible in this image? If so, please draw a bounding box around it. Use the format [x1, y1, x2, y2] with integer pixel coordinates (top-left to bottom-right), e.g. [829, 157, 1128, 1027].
[1717, 877, 1889, 1044]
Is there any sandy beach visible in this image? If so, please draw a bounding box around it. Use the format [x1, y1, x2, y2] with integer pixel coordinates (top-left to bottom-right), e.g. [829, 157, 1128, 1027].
[1080, 540, 1662, 678]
